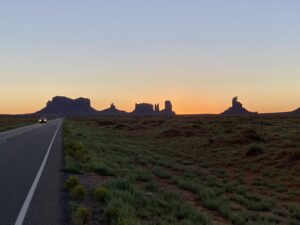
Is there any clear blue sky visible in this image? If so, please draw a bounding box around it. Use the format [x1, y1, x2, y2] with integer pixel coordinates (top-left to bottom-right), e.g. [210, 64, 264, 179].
[1, 1, 300, 114]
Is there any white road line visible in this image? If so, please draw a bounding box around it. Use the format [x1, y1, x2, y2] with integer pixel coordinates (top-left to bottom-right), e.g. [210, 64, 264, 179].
[14, 120, 62, 225]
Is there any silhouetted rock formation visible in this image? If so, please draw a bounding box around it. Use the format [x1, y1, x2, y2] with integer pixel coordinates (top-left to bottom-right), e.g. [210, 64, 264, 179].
[154, 104, 160, 112]
[132, 103, 154, 115]
[221, 97, 257, 116]
[131, 100, 175, 116]
[36, 96, 97, 115]
[98, 103, 127, 116]
[36, 96, 175, 116]
[289, 107, 300, 115]
[160, 100, 175, 115]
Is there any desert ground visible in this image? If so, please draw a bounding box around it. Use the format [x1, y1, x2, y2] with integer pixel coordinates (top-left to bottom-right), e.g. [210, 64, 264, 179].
[63, 116, 300, 225]
[0, 116, 37, 132]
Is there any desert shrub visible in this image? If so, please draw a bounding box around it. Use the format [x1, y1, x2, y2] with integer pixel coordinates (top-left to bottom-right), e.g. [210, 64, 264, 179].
[158, 129, 181, 138]
[65, 140, 89, 163]
[96, 120, 117, 126]
[128, 125, 148, 131]
[152, 167, 172, 179]
[63, 166, 83, 174]
[107, 179, 134, 193]
[243, 129, 264, 142]
[228, 213, 246, 225]
[273, 208, 287, 217]
[70, 185, 85, 200]
[246, 144, 264, 156]
[145, 181, 159, 192]
[232, 194, 274, 211]
[104, 198, 138, 225]
[135, 170, 154, 182]
[65, 176, 80, 190]
[93, 187, 108, 202]
[175, 201, 201, 221]
[72, 207, 91, 225]
[114, 124, 126, 129]
[93, 164, 114, 176]
[175, 179, 199, 194]
[163, 192, 211, 225]
[198, 188, 230, 213]
[230, 129, 264, 144]
[288, 204, 300, 220]
[135, 157, 148, 166]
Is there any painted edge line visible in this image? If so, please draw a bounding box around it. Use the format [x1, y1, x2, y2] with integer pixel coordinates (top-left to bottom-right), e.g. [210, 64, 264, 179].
[14, 119, 62, 225]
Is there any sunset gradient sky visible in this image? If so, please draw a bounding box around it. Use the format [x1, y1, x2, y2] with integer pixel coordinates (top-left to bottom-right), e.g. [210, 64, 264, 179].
[1, 1, 300, 114]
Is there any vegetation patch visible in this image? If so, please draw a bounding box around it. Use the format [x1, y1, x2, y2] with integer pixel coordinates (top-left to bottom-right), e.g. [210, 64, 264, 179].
[72, 207, 91, 225]
[63, 117, 300, 225]
[0, 116, 39, 132]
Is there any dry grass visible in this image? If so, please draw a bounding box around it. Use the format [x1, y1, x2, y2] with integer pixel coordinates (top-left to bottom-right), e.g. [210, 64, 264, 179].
[0, 116, 37, 132]
[63, 116, 300, 225]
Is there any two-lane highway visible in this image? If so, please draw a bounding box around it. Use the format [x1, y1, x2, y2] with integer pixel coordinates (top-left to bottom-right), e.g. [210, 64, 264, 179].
[0, 119, 64, 225]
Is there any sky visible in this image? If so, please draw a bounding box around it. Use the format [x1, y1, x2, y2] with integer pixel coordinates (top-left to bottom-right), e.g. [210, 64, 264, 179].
[1, 0, 300, 114]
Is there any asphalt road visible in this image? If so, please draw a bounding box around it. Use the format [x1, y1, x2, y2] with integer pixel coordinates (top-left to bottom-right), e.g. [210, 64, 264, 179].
[0, 119, 65, 225]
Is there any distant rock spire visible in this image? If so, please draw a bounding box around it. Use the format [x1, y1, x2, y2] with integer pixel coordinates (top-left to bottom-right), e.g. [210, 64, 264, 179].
[110, 103, 116, 109]
[131, 101, 175, 116]
[221, 97, 257, 116]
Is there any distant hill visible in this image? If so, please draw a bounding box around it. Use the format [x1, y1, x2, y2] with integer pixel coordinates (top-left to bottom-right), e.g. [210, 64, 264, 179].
[291, 107, 300, 115]
[221, 97, 257, 116]
[98, 104, 127, 116]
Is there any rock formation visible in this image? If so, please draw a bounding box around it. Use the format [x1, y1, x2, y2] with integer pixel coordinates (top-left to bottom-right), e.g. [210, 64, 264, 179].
[131, 100, 175, 116]
[160, 100, 175, 115]
[36, 96, 175, 116]
[132, 103, 155, 115]
[221, 97, 257, 116]
[36, 96, 97, 115]
[98, 103, 127, 116]
[154, 104, 160, 112]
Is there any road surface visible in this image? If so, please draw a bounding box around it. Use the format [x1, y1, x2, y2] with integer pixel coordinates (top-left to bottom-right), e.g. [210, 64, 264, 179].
[0, 119, 65, 225]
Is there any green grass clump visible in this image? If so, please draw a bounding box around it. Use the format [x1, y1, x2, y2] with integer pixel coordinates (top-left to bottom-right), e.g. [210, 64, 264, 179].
[63, 166, 83, 174]
[70, 185, 85, 201]
[65, 176, 80, 191]
[93, 187, 108, 202]
[65, 139, 90, 168]
[135, 170, 154, 182]
[72, 207, 91, 225]
[232, 194, 274, 211]
[175, 179, 199, 194]
[152, 167, 172, 179]
[102, 178, 211, 225]
[104, 198, 138, 225]
[145, 181, 159, 192]
[93, 164, 114, 176]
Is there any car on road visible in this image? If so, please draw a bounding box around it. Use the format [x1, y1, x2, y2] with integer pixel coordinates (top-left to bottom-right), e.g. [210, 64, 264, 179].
[38, 117, 47, 123]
